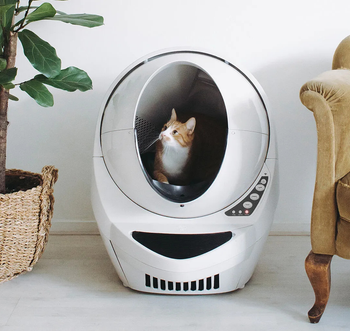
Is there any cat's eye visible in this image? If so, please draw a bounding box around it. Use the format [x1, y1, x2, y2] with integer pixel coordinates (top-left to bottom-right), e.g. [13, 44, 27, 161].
[163, 125, 168, 131]
[172, 130, 178, 135]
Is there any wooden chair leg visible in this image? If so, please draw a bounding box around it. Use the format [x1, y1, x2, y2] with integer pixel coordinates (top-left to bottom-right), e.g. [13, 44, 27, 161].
[305, 251, 333, 323]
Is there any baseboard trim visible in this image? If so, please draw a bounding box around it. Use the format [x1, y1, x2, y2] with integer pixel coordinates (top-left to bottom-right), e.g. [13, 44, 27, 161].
[50, 219, 310, 236]
[270, 223, 310, 236]
[50, 219, 100, 235]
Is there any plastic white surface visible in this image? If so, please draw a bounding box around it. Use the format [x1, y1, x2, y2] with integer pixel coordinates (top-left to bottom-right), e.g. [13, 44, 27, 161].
[92, 49, 279, 294]
[102, 129, 268, 218]
[100, 51, 270, 215]
[101, 52, 269, 134]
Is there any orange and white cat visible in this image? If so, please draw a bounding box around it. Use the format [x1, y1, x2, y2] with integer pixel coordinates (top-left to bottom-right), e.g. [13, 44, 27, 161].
[153, 108, 226, 186]
[153, 109, 195, 184]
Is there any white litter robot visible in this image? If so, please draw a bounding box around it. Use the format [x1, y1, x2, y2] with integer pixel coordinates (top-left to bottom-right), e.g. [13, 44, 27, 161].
[91, 50, 278, 294]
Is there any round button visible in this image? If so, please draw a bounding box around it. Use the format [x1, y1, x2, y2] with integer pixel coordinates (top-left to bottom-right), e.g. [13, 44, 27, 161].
[250, 193, 260, 201]
[260, 179, 267, 185]
[243, 201, 253, 209]
[255, 184, 265, 192]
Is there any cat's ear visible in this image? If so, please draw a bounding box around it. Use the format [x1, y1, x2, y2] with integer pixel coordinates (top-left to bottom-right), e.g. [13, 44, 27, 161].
[170, 108, 177, 121]
[186, 117, 196, 134]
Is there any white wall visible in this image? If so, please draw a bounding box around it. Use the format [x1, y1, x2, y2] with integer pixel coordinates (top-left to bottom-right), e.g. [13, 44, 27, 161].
[6, 0, 350, 233]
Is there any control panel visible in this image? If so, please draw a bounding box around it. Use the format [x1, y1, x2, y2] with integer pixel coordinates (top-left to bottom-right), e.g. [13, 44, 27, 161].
[225, 176, 268, 217]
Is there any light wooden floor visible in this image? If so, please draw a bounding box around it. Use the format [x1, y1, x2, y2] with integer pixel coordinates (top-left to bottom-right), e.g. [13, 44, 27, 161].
[1, 235, 350, 330]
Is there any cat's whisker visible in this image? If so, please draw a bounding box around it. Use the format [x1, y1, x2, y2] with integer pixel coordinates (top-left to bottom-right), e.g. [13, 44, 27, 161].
[142, 136, 160, 153]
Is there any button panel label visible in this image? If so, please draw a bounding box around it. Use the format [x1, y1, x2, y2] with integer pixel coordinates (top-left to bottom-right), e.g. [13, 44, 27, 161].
[225, 176, 269, 217]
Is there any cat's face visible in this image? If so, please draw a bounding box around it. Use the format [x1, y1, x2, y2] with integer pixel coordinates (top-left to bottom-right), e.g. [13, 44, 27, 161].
[159, 109, 196, 148]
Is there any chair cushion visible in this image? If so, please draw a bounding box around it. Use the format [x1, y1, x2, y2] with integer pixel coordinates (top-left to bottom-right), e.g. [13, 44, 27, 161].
[337, 172, 350, 222]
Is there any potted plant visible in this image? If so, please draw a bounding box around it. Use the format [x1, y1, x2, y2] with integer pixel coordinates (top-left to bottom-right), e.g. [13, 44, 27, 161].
[0, 0, 103, 282]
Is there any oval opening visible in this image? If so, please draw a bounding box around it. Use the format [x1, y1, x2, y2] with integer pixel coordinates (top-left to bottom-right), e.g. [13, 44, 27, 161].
[132, 231, 233, 259]
[135, 64, 228, 202]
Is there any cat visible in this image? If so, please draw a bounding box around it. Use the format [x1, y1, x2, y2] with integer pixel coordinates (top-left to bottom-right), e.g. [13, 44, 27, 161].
[153, 108, 226, 186]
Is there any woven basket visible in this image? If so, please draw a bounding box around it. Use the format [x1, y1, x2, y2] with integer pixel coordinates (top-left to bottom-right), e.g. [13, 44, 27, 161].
[0, 166, 58, 283]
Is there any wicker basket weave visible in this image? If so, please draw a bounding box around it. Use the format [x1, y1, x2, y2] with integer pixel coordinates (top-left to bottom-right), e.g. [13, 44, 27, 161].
[0, 166, 58, 283]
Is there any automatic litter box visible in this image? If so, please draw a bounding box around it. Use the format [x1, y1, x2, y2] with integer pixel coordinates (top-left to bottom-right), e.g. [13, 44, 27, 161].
[91, 50, 278, 294]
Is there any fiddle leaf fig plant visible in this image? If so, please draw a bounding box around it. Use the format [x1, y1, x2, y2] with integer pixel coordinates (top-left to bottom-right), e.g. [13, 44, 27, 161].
[0, 0, 104, 193]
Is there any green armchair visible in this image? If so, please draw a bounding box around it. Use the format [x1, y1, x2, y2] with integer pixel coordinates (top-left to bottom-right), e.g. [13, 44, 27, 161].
[300, 35, 350, 323]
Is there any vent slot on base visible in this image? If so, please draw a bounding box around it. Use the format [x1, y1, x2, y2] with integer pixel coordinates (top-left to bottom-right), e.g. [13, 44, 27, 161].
[145, 274, 220, 292]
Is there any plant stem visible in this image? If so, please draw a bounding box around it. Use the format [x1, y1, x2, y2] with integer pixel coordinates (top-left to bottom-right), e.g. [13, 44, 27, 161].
[15, 0, 33, 32]
[0, 31, 18, 194]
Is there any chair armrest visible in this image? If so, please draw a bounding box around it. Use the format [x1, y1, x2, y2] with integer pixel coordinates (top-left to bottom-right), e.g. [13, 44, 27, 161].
[300, 69, 350, 182]
[301, 69, 350, 116]
[300, 69, 350, 255]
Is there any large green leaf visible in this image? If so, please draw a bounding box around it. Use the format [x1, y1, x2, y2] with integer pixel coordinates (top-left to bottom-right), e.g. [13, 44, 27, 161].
[0, 0, 17, 23]
[46, 14, 104, 27]
[35, 66, 93, 92]
[8, 93, 18, 101]
[13, 3, 57, 28]
[0, 67, 17, 84]
[0, 0, 17, 4]
[26, 2, 56, 22]
[0, 58, 6, 70]
[16, 5, 66, 16]
[20, 79, 54, 107]
[0, 3, 15, 28]
[2, 82, 15, 89]
[0, 3, 16, 52]
[18, 29, 61, 78]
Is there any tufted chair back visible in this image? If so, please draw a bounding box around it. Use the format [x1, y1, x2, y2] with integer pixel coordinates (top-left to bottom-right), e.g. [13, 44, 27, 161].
[333, 35, 350, 69]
